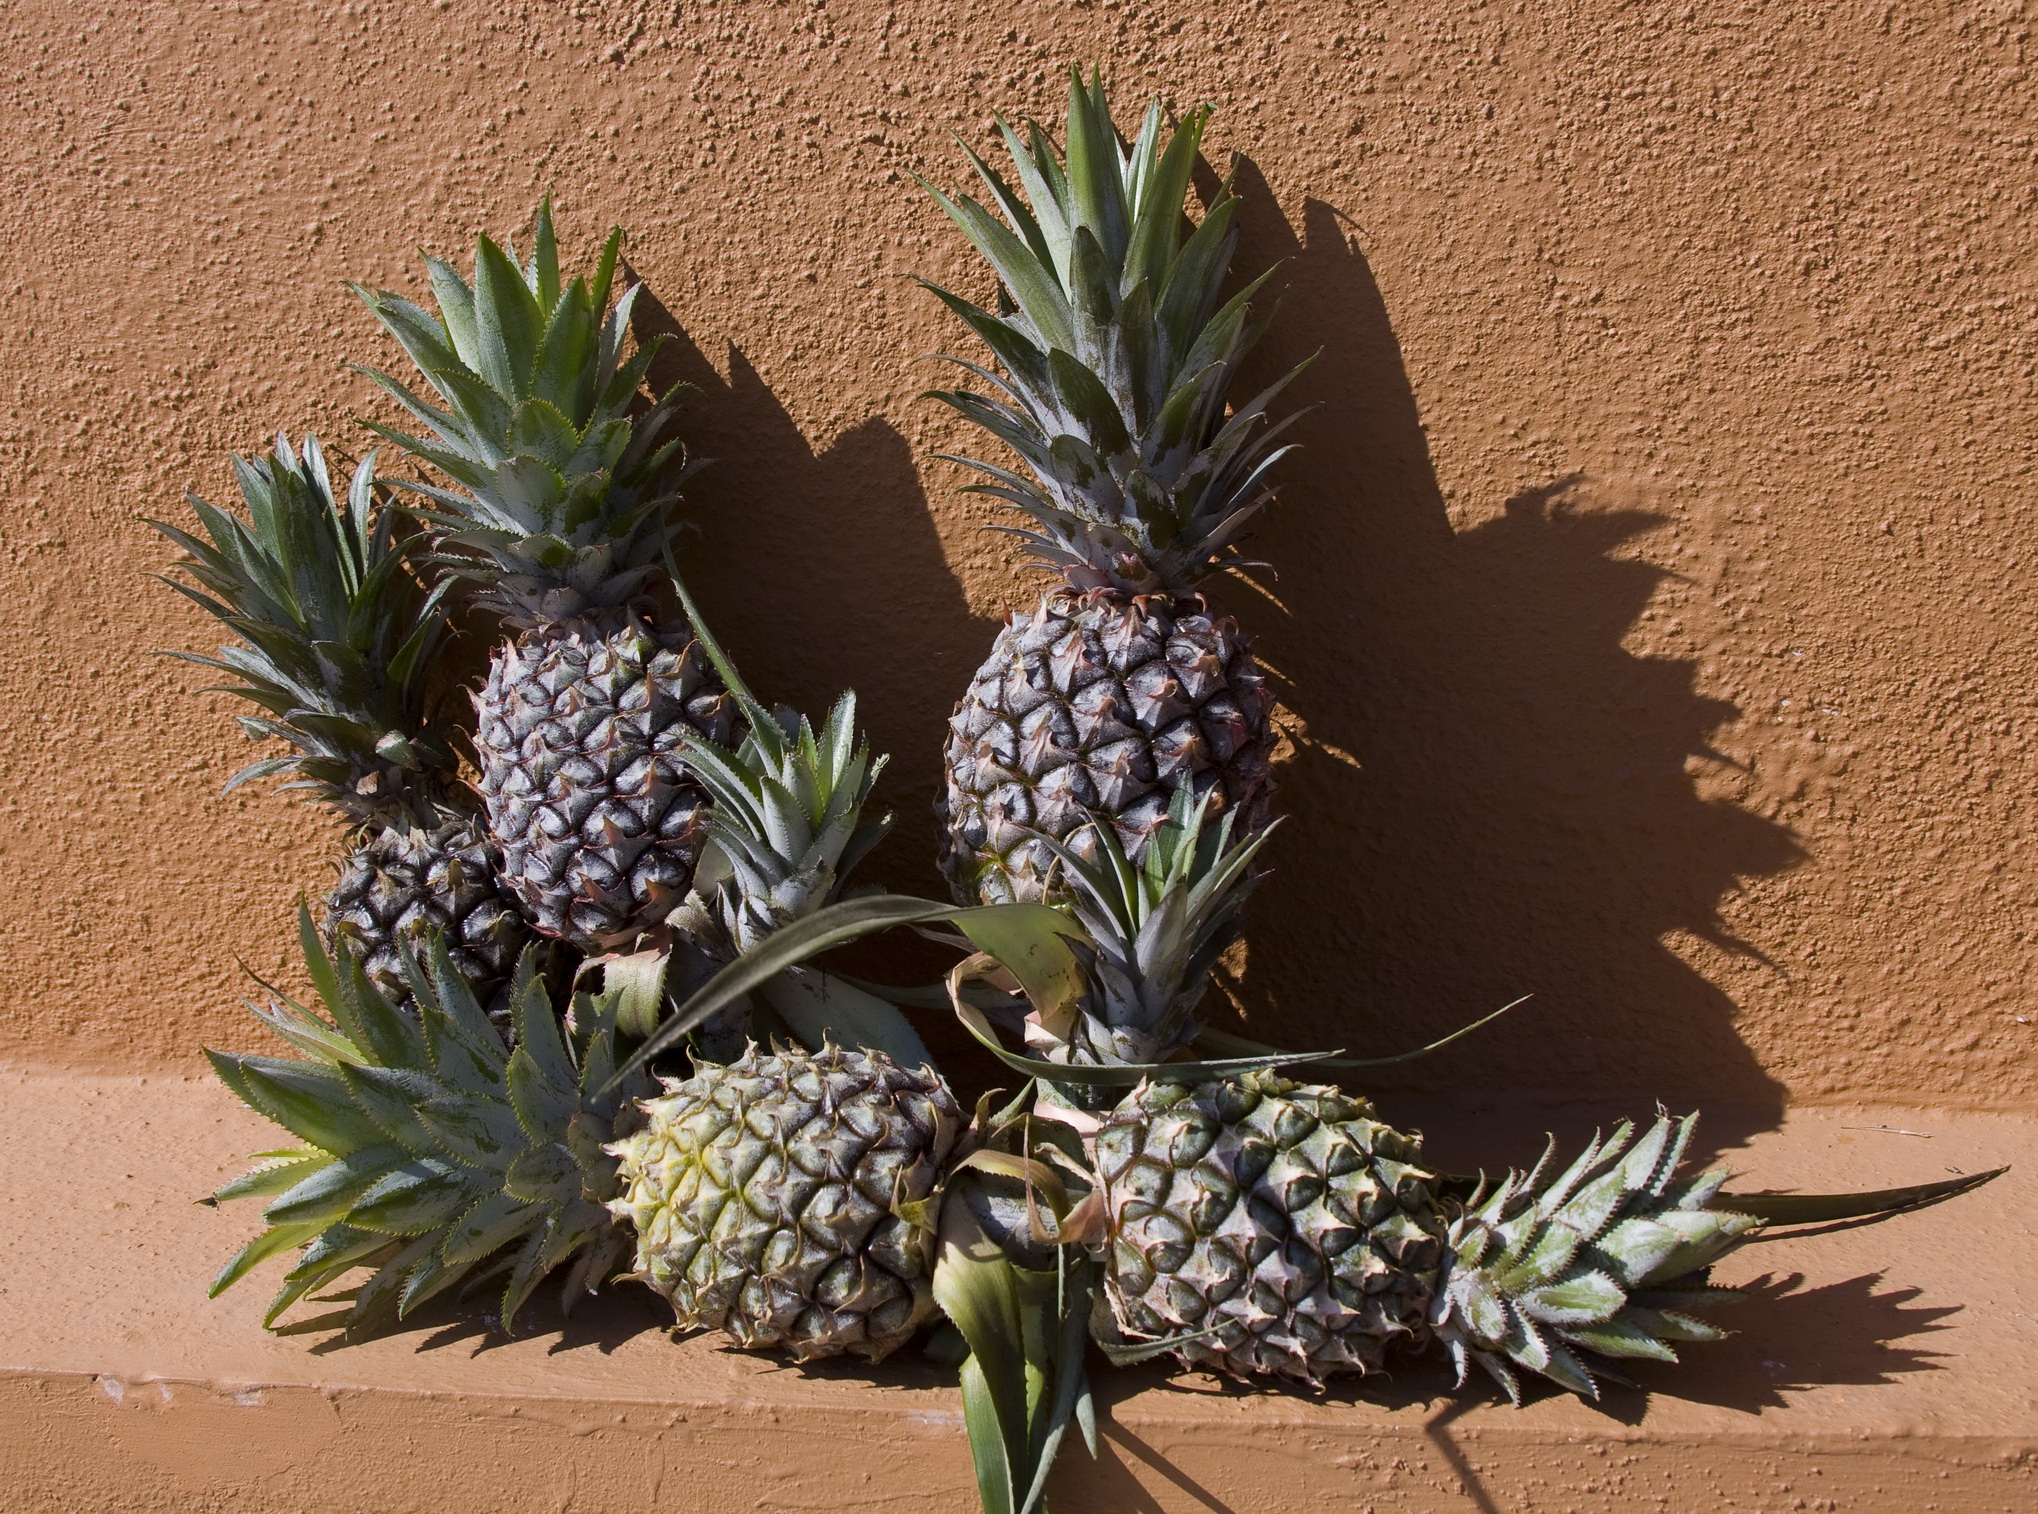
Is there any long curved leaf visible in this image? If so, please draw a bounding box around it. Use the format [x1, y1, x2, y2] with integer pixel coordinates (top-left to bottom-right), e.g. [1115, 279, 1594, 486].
[1189, 995, 1531, 1070]
[949, 982, 1335, 1088]
[604, 895, 1083, 1091]
[1729, 1167, 2007, 1226]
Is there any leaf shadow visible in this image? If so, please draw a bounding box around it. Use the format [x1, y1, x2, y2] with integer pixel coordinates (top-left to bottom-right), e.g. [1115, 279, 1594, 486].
[627, 285, 989, 910]
[623, 284, 1011, 1076]
[299, 1279, 674, 1360]
[1604, 1269, 1960, 1418]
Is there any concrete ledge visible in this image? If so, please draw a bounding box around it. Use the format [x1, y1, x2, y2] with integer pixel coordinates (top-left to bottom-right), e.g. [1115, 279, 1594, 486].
[3, 1066, 2032, 1512]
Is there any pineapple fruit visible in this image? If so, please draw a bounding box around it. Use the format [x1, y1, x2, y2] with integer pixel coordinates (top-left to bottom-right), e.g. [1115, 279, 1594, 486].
[211, 917, 973, 1361]
[1098, 1082, 1756, 1398]
[1007, 800, 1757, 1398]
[329, 821, 526, 1012]
[353, 202, 737, 951]
[609, 1041, 965, 1362]
[923, 72, 1299, 905]
[155, 434, 530, 1010]
[609, 682, 969, 1362]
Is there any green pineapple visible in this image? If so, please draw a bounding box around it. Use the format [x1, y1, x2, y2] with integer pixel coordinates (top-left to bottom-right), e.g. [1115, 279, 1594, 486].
[154, 433, 530, 1010]
[1004, 803, 1760, 1397]
[609, 1040, 966, 1363]
[352, 202, 737, 951]
[1098, 1083, 1758, 1397]
[922, 72, 1299, 906]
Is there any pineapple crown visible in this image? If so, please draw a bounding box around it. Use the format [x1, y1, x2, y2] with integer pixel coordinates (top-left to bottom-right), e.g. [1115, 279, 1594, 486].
[1431, 1112, 1761, 1403]
[922, 69, 1306, 598]
[206, 908, 654, 1338]
[674, 689, 894, 958]
[1027, 788, 1273, 1069]
[351, 200, 691, 629]
[151, 432, 460, 830]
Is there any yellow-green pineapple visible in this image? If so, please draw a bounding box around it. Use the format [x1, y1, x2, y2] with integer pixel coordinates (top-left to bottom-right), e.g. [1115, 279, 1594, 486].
[609, 1041, 965, 1362]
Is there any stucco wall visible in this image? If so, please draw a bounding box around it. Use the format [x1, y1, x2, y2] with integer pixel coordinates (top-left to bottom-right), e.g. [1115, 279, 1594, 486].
[2, 0, 2031, 1115]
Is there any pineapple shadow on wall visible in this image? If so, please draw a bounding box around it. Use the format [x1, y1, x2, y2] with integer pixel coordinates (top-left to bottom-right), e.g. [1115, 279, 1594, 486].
[624, 286, 998, 1071]
[1218, 172, 1800, 1144]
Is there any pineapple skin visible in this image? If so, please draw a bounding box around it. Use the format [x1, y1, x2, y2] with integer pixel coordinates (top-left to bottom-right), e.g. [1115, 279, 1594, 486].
[325, 813, 531, 1012]
[939, 590, 1277, 905]
[611, 1043, 965, 1363]
[1096, 1074, 1441, 1387]
[475, 609, 736, 951]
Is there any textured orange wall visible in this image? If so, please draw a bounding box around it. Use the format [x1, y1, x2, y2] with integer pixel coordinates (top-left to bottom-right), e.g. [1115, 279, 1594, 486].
[2, 1, 2032, 1116]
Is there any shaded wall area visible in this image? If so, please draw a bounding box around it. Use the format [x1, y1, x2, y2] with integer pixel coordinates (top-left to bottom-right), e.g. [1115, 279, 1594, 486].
[0, 0, 2031, 1113]
[1216, 188, 1802, 1111]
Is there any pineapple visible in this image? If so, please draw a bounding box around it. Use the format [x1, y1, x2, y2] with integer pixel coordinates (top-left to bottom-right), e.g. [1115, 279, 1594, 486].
[329, 821, 529, 1014]
[207, 913, 652, 1334]
[154, 434, 530, 1010]
[609, 1041, 965, 1362]
[609, 684, 964, 1364]
[352, 202, 737, 951]
[922, 72, 1299, 905]
[1099, 1082, 1756, 1397]
[1008, 804, 1756, 1397]
[209, 914, 967, 1359]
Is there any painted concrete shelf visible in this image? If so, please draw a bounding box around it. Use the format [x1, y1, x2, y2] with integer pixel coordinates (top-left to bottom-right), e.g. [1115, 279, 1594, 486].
[4, 1066, 2032, 1512]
